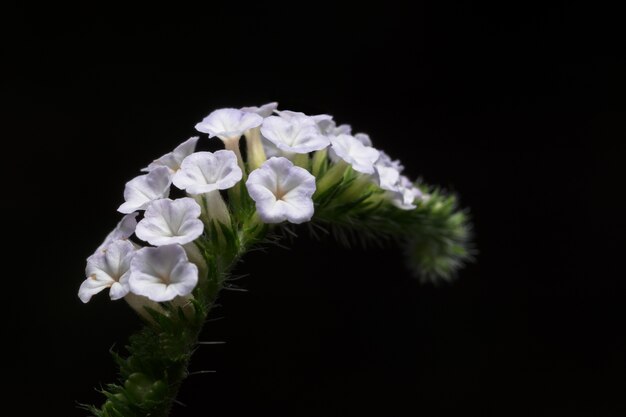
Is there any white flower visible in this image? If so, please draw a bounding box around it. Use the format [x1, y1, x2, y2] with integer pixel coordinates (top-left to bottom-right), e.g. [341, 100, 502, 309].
[142, 136, 199, 173]
[374, 165, 401, 192]
[135, 198, 203, 246]
[79, 240, 136, 303]
[261, 115, 330, 154]
[118, 167, 171, 214]
[329, 134, 380, 174]
[172, 151, 242, 194]
[195, 108, 263, 141]
[241, 102, 278, 118]
[96, 213, 138, 253]
[371, 150, 406, 192]
[129, 244, 198, 302]
[246, 157, 316, 224]
[390, 176, 424, 210]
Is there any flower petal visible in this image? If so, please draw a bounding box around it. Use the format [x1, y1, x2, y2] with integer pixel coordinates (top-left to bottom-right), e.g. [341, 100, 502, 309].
[80, 240, 135, 302]
[354, 132, 372, 147]
[195, 108, 263, 140]
[118, 167, 171, 213]
[129, 245, 198, 302]
[261, 115, 330, 154]
[135, 198, 203, 246]
[78, 275, 113, 303]
[173, 150, 242, 194]
[246, 157, 316, 224]
[240, 102, 278, 118]
[96, 212, 139, 253]
[390, 176, 424, 210]
[374, 165, 401, 192]
[329, 134, 380, 174]
[142, 136, 200, 173]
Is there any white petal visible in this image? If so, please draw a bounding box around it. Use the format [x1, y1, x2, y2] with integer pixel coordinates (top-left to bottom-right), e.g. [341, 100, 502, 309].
[377, 150, 405, 172]
[274, 110, 307, 120]
[129, 245, 198, 302]
[276, 110, 333, 125]
[374, 165, 401, 192]
[135, 198, 203, 246]
[118, 167, 171, 213]
[246, 157, 316, 224]
[109, 281, 129, 300]
[96, 213, 138, 253]
[390, 176, 423, 210]
[240, 102, 278, 118]
[354, 132, 372, 147]
[329, 134, 380, 174]
[172, 151, 242, 194]
[315, 118, 336, 135]
[78, 275, 114, 303]
[261, 136, 285, 158]
[195, 108, 263, 140]
[80, 240, 135, 302]
[261, 115, 330, 154]
[143, 136, 199, 173]
[313, 117, 352, 137]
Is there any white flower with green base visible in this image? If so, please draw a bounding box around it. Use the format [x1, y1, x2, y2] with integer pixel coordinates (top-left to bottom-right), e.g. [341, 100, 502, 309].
[173, 150, 243, 226]
[79, 103, 473, 417]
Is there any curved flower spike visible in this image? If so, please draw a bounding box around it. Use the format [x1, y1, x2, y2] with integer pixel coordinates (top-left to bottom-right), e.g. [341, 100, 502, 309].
[142, 136, 199, 174]
[261, 115, 330, 154]
[329, 134, 380, 174]
[96, 213, 138, 253]
[135, 198, 203, 246]
[246, 157, 316, 224]
[129, 244, 198, 302]
[241, 102, 278, 118]
[79, 240, 136, 303]
[172, 151, 242, 194]
[118, 167, 171, 214]
[195, 108, 262, 142]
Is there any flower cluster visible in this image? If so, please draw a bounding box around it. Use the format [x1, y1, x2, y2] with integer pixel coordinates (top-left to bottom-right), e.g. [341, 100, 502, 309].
[79, 103, 427, 306]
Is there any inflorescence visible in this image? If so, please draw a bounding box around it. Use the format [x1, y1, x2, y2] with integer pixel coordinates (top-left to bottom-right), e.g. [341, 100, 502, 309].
[79, 102, 445, 308]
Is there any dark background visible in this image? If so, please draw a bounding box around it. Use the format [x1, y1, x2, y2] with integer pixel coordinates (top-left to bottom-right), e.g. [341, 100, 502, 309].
[4, 3, 625, 416]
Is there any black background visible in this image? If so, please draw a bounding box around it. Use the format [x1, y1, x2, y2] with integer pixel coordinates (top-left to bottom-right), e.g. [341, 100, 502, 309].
[4, 3, 625, 416]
